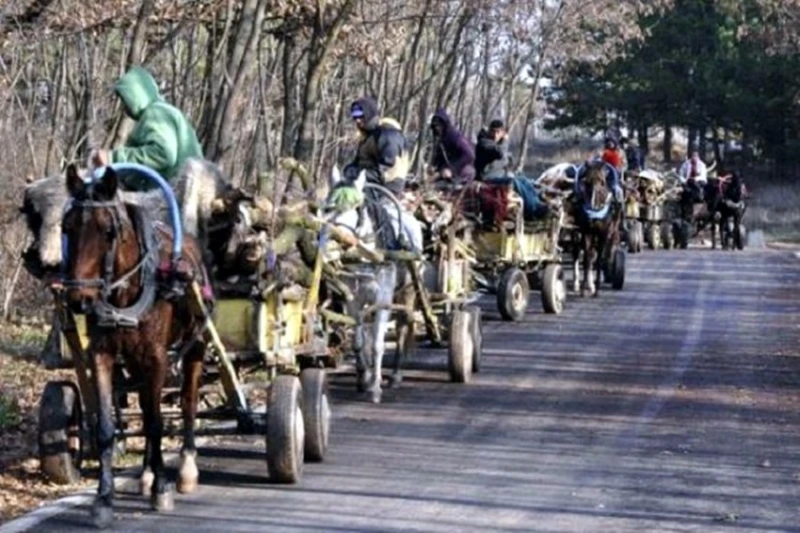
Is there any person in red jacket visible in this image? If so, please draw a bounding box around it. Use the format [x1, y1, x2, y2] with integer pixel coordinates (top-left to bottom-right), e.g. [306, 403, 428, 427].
[601, 136, 624, 172]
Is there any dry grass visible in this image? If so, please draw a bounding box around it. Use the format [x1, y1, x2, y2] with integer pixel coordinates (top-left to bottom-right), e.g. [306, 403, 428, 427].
[744, 180, 800, 244]
[0, 325, 83, 524]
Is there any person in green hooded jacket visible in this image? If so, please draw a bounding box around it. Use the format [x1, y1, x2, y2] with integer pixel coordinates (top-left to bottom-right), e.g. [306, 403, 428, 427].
[91, 66, 203, 189]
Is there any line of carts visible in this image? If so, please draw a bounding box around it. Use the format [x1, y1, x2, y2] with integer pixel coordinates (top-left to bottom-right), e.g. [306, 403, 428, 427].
[35, 165, 683, 488]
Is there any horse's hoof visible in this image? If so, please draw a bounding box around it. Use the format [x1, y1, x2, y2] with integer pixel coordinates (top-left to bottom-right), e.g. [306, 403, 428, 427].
[151, 487, 175, 512]
[592, 291, 599, 298]
[140, 468, 154, 497]
[387, 374, 403, 389]
[177, 452, 199, 494]
[177, 476, 197, 495]
[368, 387, 382, 404]
[92, 502, 114, 529]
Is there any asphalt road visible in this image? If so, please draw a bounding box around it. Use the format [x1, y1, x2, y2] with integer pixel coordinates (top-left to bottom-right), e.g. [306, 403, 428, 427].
[14, 249, 800, 532]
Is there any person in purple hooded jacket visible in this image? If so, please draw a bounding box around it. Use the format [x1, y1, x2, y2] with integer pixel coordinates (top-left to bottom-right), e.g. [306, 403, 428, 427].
[428, 108, 476, 184]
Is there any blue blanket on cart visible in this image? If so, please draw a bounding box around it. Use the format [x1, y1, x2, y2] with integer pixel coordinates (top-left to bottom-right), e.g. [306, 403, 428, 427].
[484, 176, 548, 220]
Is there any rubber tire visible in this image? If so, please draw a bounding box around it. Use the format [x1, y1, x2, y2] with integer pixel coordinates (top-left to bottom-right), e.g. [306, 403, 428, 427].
[38, 381, 83, 485]
[646, 223, 660, 250]
[497, 268, 529, 322]
[541, 264, 566, 315]
[627, 222, 641, 254]
[266, 375, 304, 483]
[448, 310, 472, 383]
[467, 306, 483, 373]
[611, 249, 626, 290]
[661, 222, 674, 250]
[300, 369, 330, 463]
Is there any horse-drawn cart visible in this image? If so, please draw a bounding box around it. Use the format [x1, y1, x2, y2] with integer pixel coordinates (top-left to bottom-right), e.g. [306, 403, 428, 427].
[623, 169, 682, 251]
[411, 185, 483, 382]
[37, 164, 335, 490]
[465, 179, 567, 321]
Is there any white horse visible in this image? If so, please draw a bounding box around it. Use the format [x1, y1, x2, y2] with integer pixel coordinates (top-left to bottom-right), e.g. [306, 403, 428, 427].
[324, 168, 423, 403]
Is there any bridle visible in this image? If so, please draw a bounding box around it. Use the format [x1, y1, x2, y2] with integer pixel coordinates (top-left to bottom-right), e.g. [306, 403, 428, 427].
[61, 192, 159, 328]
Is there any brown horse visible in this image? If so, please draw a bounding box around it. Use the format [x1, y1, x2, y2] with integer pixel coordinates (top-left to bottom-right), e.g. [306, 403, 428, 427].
[61, 164, 208, 527]
[572, 160, 624, 296]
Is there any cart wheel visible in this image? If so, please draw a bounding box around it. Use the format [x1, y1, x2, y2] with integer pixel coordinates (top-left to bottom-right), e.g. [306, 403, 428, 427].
[467, 306, 483, 373]
[497, 268, 528, 322]
[300, 368, 330, 463]
[661, 222, 674, 250]
[646, 223, 660, 250]
[266, 375, 304, 483]
[611, 249, 626, 290]
[448, 310, 472, 383]
[627, 221, 642, 254]
[541, 264, 566, 314]
[38, 381, 83, 485]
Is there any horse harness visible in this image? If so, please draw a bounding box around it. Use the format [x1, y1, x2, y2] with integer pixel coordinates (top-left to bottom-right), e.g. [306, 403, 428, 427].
[61, 196, 161, 328]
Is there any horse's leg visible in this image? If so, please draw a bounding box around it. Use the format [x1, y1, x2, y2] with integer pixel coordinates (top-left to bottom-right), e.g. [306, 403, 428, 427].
[389, 284, 415, 388]
[91, 350, 117, 529]
[581, 234, 593, 297]
[353, 311, 370, 393]
[593, 233, 606, 298]
[139, 400, 154, 496]
[572, 238, 581, 294]
[368, 266, 396, 403]
[142, 345, 172, 511]
[369, 307, 391, 404]
[178, 341, 204, 494]
[711, 213, 718, 250]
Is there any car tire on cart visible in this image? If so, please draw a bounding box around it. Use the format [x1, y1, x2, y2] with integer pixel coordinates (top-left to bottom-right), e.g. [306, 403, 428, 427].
[466, 305, 483, 373]
[611, 249, 626, 290]
[38, 380, 83, 485]
[448, 310, 472, 383]
[627, 221, 642, 253]
[266, 375, 304, 483]
[300, 368, 330, 463]
[646, 223, 660, 250]
[541, 263, 566, 314]
[497, 267, 528, 322]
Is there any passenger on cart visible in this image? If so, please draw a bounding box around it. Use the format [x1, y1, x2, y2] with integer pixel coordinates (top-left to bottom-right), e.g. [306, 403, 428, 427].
[428, 108, 476, 186]
[339, 96, 422, 252]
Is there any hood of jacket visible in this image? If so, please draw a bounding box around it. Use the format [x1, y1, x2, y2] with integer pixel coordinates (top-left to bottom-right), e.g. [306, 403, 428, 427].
[114, 67, 161, 120]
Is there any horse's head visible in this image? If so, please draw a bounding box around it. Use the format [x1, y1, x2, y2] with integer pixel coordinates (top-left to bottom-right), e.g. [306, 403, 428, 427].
[206, 187, 259, 275]
[323, 166, 371, 241]
[724, 172, 745, 203]
[62, 164, 129, 311]
[582, 161, 611, 211]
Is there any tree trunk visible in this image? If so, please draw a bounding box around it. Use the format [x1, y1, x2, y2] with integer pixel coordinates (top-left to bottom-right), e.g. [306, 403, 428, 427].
[108, 0, 155, 148]
[205, 0, 268, 165]
[292, 0, 355, 167]
[663, 124, 673, 163]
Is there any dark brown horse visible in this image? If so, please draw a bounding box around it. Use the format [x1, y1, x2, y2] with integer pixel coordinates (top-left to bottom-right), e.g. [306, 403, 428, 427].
[572, 160, 624, 296]
[61, 164, 208, 527]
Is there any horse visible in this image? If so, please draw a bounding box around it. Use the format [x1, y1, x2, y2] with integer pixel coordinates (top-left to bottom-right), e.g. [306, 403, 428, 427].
[60, 164, 208, 527]
[324, 168, 423, 403]
[675, 171, 746, 250]
[707, 171, 747, 250]
[571, 160, 623, 296]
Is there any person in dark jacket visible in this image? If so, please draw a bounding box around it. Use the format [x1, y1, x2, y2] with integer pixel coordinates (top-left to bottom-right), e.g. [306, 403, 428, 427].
[343, 97, 408, 194]
[620, 137, 645, 172]
[475, 119, 513, 180]
[429, 108, 475, 183]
